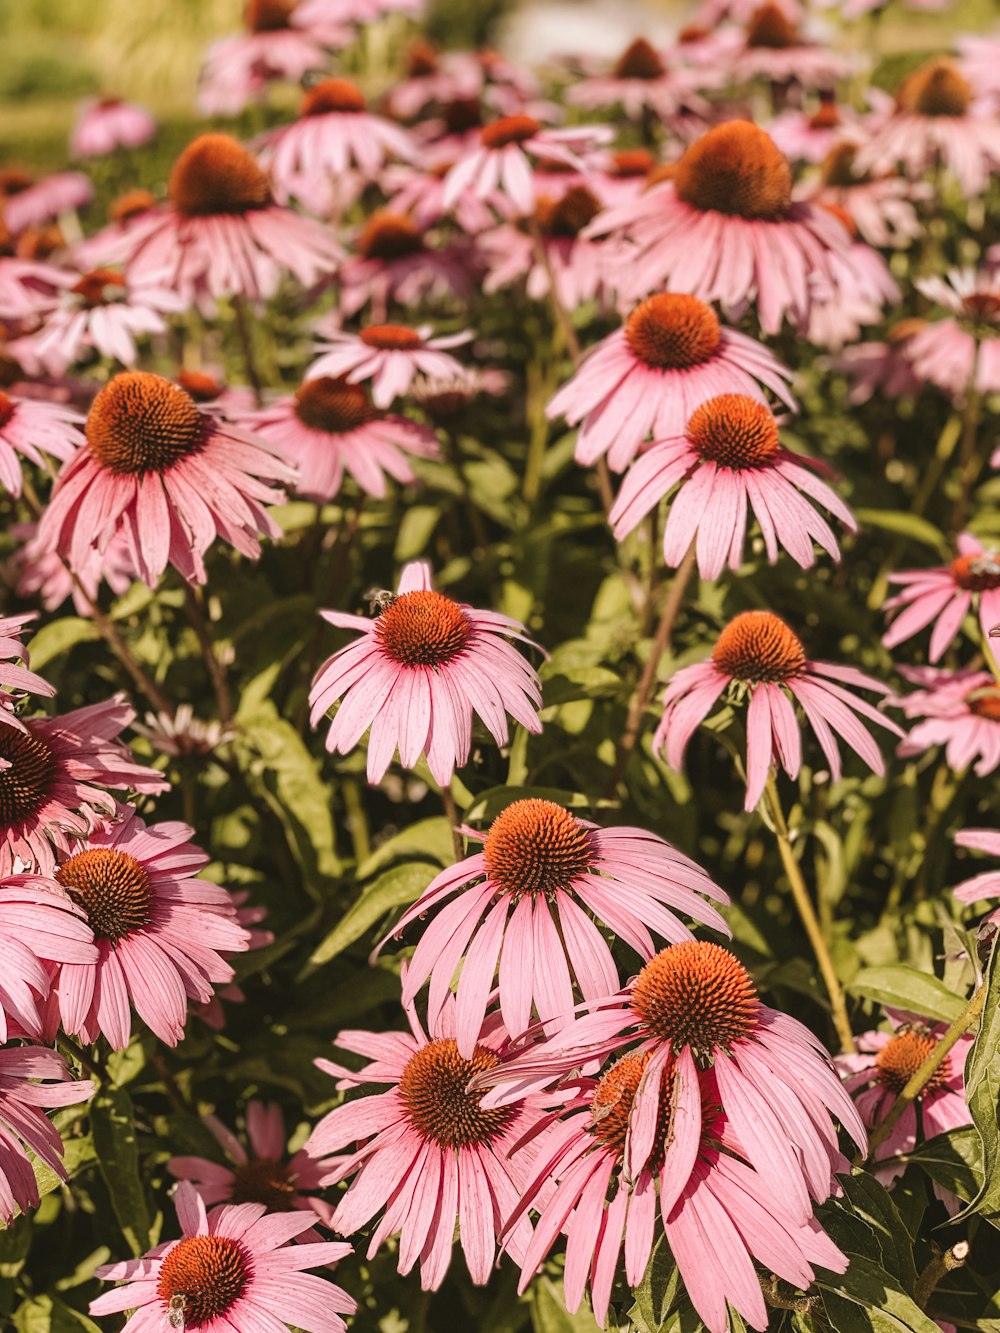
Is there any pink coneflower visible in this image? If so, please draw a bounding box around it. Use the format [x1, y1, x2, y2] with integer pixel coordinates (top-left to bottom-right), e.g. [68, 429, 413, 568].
[412, 365, 509, 423]
[383, 156, 495, 234]
[510, 1053, 847, 1332]
[13, 520, 136, 616]
[769, 98, 862, 164]
[0, 879, 96, 1039]
[443, 116, 609, 217]
[802, 141, 926, 249]
[611, 394, 854, 578]
[89, 1180, 355, 1333]
[953, 827, 1000, 924]
[310, 560, 543, 785]
[836, 1018, 972, 1188]
[806, 220, 900, 350]
[189, 888, 273, 1031]
[855, 57, 1000, 197]
[296, 0, 422, 20]
[45, 804, 249, 1050]
[1, 171, 93, 236]
[388, 40, 483, 119]
[337, 210, 471, 319]
[197, 0, 351, 117]
[260, 79, 417, 199]
[585, 147, 663, 210]
[382, 797, 729, 1054]
[567, 37, 711, 128]
[587, 120, 854, 333]
[902, 270, 1000, 398]
[478, 940, 866, 1216]
[70, 97, 156, 158]
[71, 188, 157, 269]
[168, 1100, 334, 1236]
[305, 994, 547, 1289]
[307, 323, 470, 409]
[0, 696, 165, 875]
[0, 388, 81, 496]
[133, 705, 235, 760]
[883, 534, 1000, 662]
[0, 613, 55, 724]
[655, 611, 899, 810]
[548, 293, 795, 472]
[241, 376, 439, 502]
[732, 4, 855, 89]
[0, 1045, 93, 1224]
[106, 133, 342, 313]
[833, 319, 925, 405]
[958, 34, 1000, 106]
[38, 370, 294, 588]
[0, 220, 65, 319]
[891, 666, 1000, 776]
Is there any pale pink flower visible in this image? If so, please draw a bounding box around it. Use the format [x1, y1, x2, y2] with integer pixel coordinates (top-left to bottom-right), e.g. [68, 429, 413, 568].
[296, 0, 423, 20]
[39, 371, 294, 589]
[0, 613, 55, 727]
[802, 141, 927, 249]
[655, 610, 899, 810]
[0, 251, 66, 320]
[388, 40, 484, 119]
[169, 1100, 334, 1236]
[305, 992, 548, 1289]
[0, 1045, 93, 1224]
[310, 560, 543, 786]
[105, 134, 341, 314]
[891, 666, 1000, 776]
[549, 292, 795, 472]
[769, 99, 865, 164]
[307, 322, 470, 409]
[567, 38, 712, 128]
[381, 797, 729, 1053]
[953, 827, 1000, 924]
[337, 210, 472, 319]
[70, 98, 156, 158]
[412, 366, 509, 423]
[611, 394, 854, 578]
[241, 376, 439, 502]
[904, 269, 1000, 398]
[383, 156, 495, 234]
[133, 705, 235, 759]
[44, 804, 249, 1050]
[818, 0, 951, 14]
[1, 172, 92, 235]
[0, 388, 82, 496]
[731, 3, 856, 88]
[958, 34, 1000, 106]
[584, 147, 664, 210]
[855, 57, 1000, 197]
[692, 0, 802, 23]
[833, 321, 926, 405]
[71, 188, 157, 270]
[13, 520, 136, 615]
[883, 533, 1000, 661]
[511, 1053, 847, 1332]
[90, 1180, 355, 1333]
[806, 229, 901, 350]
[0, 879, 96, 1039]
[588, 121, 853, 334]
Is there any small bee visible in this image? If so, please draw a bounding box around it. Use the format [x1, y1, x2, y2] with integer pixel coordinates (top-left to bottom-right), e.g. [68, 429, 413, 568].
[365, 588, 398, 617]
[969, 554, 1000, 582]
[167, 1294, 187, 1329]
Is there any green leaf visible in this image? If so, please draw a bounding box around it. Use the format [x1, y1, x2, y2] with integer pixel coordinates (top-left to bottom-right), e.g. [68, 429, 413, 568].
[530, 1276, 601, 1333]
[25, 618, 100, 670]
[13, 1295, 101, 1333]
[90, 1087, 151, 1257]
[32, 1134, 96, 1200]
[847, 965, 966, 1025]
[836, 1173, 918, 1288]
[309, 861, 438, 965]
[814, 1256, 942, 1332]
[355, 816, 454, 879]
[631, 1234, 680, 1332]
[952, 940, 1000, 1229]
[854, 509, 949, 555]
[907, 1127, 984, 1203]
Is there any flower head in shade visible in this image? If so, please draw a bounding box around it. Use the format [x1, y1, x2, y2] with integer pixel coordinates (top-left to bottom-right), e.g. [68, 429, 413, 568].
[883, 534, 1000, 662]
[307, 323, 471, 409]
[511, 1053, 847, 1332]
[833, 319, 925, 405]
[588, 120, 853, 333]
[566, 37, 711, 129]
[380, 798, 729, 1054]
[0, 880, 96, 1039]
[337, 210, 472, 320]
[803, 140, 927, 249]
[656, 611, 899, 810]
[769, 97, 859, 164]
[310, 560, 543, 786]
[13, 520, 136, 615]
[732, 4, 855, 89]
[70, 97, 156, 158]
[549, 293, 795, 472]
[611, 394, 854, 578]
[1, 170, 92, 236]
[0, 613, 55, 727]
[0, 1045, 93, 1224]
[903, 270, 1000, 399]
[855, 57, 1000, 197]
[891, 666, 1000, 777]
[477, 940, 866, 1219]
[104, 133, 342, 313]
[388, 39, 483, 119]
[72, 188, 157, 269]
[90, 1179, 355, 1333]
[38, 370, 294, 588]
[836, 1016, 972, 1195]
[242, 376, 439, 503]
[953, 827, 1000, 926]
[168, 1100, 334, 1237]
[0, 697, 166, 875]
[132, 705, 235, 760]
[305, 993, 548, 1290]
[45, 805, 249, 1050]
[443, 116, 610, 217]
[0, 388, 82, 496]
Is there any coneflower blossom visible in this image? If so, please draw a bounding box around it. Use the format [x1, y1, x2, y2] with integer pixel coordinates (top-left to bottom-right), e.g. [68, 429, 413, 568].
[655, 611, 899, 810]
[803, 141, 926, 249]
[883, 533, 1000, 661]
[0, 613, 55, 725]
[13, 521, 136, 616]
[904, 270, 1000, 398]
[305, 994, 549, 1289]
[566, 37, 711, 128]
[0, 879, 96, 1039]
[834, 320, 925, 405]
[478, 939, 866, 1217]
[307, 323, 471, 409]
[337, 210, 472, 320]
[769, 98, 861, 164]
[0, 696, 165, 875]
[953, 827, 1000, 925]
[548, 293, 795, 472]
[732, 3, 855, 88]
[70, 97, 156, 158]
[1, 171, 93, 236]
[89, 1180, 355, 1333]
[610, 394, 854, 578]
[510, 1054, 848, 1332]
[891, 667, 1000, 777]
[168, 1100, 335, 1236]
[0, 1045, 93, 1224]
[72, 188, 157, 270]
[310, 560, 543, 785]
[381, 797, 729, 1054]
[38, 370, 294, 588]
[0, 388, 82, 496]
[241, 376, 439, 502]
[587, 120, 854, 333]
[44, 805, 249, 1050]
[105, 133, 342, 312]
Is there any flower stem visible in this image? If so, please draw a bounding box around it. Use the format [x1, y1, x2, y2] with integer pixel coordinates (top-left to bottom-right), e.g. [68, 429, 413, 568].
[184, 585, 233, 726]
[440, 784, 464, 862]
[950, 387, 983, 534]
[764, 775, 857, 1054]
[864, 982, 987, 1160]
[59, 1034, 108, 1085]
[231, 295, 263, 404]
[914, 1242, 969, 1310]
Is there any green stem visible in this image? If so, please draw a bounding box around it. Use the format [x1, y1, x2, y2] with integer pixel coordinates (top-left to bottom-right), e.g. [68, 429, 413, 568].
[440, 784, 464, 862]
[184, 586, 233, 726]
[949, 388, 983, 534]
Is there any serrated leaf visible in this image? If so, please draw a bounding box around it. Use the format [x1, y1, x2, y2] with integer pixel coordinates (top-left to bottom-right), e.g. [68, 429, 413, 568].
[952, 940, 1000, 1229]
[847, 965, 966, 1025]
[90, 1088, 150, 1257]
[309, 861, 438, 965]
